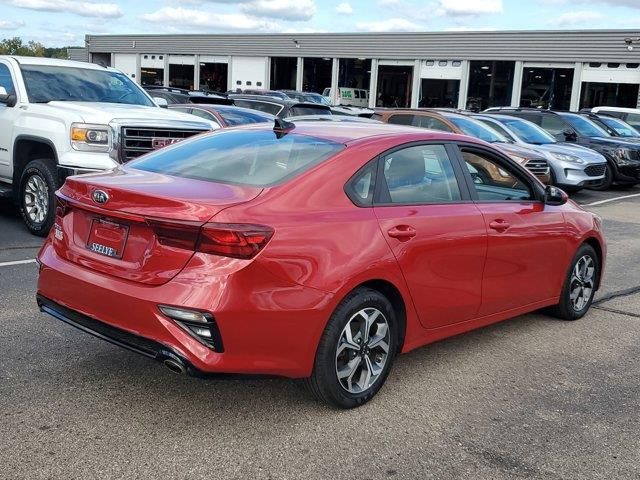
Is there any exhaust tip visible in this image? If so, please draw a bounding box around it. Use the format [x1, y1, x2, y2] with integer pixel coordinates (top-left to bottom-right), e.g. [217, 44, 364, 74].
[163, 358, 186, 375]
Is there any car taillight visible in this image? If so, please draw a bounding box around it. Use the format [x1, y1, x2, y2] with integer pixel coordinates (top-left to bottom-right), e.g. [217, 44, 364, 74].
[55, 197, 70, 219]
[197, 223, 274, 259]
[148, 220, 273, 259]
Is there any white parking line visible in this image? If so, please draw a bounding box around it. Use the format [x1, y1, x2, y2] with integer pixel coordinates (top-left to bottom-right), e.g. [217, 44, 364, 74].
[0, 259, 37, 268]
[582, 192, 640, 207]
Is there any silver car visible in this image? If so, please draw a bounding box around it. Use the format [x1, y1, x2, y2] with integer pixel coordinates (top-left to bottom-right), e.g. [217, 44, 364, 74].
[474, 114, 607, 192]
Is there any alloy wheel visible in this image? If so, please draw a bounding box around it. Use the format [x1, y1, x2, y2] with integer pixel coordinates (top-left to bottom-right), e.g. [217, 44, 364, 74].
[23, 173, 49, 225]
[569, 255, 595, 312]
[335, 307, 391, 394]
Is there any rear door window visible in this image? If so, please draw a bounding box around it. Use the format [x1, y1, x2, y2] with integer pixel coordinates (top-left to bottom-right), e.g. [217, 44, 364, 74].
[623, 113, 640, 129]
[233, 99, 282, 116]
[415, 116, 452, 132]
[387, 114, 415, 126]
[131, 129, 344, 187]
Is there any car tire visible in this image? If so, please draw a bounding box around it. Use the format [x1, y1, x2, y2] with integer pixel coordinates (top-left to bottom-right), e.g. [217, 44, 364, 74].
[305, 288, 398, 409]
[589, 163, 613, 191]
[19, 159, 59, 237]
[547, 244, 599, 321]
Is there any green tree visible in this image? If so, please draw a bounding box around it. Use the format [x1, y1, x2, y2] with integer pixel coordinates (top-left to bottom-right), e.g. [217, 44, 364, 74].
[0, 37, 79, 58]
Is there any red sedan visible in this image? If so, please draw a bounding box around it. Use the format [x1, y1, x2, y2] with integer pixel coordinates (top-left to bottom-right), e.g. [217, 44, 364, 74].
[37, 121, 606, 408]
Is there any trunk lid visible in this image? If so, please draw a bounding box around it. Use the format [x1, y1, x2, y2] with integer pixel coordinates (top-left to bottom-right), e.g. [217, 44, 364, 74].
[54, 167, 262, 285]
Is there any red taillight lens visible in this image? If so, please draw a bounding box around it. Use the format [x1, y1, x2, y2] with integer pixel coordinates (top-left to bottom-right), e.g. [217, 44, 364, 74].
[198, 223, 274, 259]
[148, 219, 273, 259]
[147, 219, 201, 250]
[55, 197, 70, 219]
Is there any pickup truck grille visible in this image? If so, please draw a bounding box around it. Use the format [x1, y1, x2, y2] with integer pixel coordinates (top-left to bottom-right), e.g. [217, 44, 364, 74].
[524, 158, 550, 176]
[119, 127, 206, 162]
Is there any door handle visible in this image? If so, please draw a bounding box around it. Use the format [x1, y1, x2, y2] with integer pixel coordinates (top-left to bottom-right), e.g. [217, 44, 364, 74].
[489, 219, 511, 232]
[387, 225, 416, 239]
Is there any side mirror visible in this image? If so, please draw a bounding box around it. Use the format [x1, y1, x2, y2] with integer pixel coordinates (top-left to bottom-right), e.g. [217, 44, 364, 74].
[544, 185, 568, 206]
[0, 86, 17, 108]
[153, 97, 169, 108]
[563, 129, 577, 142]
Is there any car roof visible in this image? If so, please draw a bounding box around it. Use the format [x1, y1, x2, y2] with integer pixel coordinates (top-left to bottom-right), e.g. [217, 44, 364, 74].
[236, 120, 480, 145]
[592, 106, 640, 114]
[8, 56, 113, 71]
[171, 103, 274, 117]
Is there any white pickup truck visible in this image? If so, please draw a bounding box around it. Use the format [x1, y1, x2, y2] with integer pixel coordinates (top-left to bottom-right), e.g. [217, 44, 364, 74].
[0, 56, 216, 235]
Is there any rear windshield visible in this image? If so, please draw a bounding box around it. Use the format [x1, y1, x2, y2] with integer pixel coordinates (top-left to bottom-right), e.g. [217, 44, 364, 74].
[131, 129, 344, 187]
[290, 106, 332, 117]
[217, 108, 274, 126]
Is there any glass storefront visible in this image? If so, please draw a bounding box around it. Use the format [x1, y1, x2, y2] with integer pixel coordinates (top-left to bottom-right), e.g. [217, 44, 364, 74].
[141, 68, 163, 86]
[419, 79, 459, 108]
[580, 82, 639, 109]
[169, 64, 194, 90]
[520, 67, 574, 110]
[270, 57, 297, 90]
[303, 57, 332, 93]
[466, 61, 515, 111]
[199, 62, 228, 93]
[377, 64, 412, 107]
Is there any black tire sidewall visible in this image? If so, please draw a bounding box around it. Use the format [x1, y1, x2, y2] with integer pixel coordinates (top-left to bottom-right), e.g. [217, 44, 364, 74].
[19, 159, 58, 236]
[313, 288, 398, 409]
[559, 244, 599, 320]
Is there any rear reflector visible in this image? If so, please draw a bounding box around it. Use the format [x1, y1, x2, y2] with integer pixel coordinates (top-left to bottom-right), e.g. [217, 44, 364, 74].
[147, 220, 273, 260]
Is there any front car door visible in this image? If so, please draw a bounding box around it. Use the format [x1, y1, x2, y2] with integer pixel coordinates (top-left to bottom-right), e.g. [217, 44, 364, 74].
[0, 60, 18, 181]
[371, 143, 488, 328]
[455, 144, 570, 316]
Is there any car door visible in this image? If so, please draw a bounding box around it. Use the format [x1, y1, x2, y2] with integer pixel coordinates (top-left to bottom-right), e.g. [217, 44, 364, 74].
[372, 143, 487, 328]
[455, 144, 569, 316]
[0, 60, 18, 181]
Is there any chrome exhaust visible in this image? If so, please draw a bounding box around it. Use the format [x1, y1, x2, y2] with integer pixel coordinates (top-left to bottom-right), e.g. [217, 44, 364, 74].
[163, 358, 186, 375]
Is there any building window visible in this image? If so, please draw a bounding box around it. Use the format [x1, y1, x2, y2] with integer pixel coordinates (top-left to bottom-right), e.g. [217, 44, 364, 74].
[438, 60, 447, 66]
[426, 60, 434, 66]
[580, 82, 640, 109]
[141, 68, 163, 86]
[589, 62, 602, 68]
[466, 61, 515, 111]
[607, 63, 620, 68]
[199, 62, 227, 92]
[452, 61, 461, 67]
[419, 79, 460, 108]
[627, 63, 639, 69]
[520, 67, 574, 110]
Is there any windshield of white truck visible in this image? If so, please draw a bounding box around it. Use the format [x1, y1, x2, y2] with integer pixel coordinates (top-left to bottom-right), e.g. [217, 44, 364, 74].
[21, 65, 155, 106]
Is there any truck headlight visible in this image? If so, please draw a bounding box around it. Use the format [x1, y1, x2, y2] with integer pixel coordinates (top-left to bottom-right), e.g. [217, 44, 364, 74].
[551, 152, 586, 165]
[71, 123, 111, 152]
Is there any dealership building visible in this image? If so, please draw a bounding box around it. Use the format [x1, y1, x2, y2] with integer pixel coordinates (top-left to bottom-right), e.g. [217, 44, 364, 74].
[69, 29, 640, 111]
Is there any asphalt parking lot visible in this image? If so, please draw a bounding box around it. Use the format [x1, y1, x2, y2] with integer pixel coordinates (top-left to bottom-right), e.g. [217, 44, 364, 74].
[1, 187, 639, 480]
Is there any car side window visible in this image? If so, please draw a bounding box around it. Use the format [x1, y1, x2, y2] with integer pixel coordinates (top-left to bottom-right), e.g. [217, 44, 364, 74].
[541, 115, 568, 135]
[623, 113, 640, 129]
[0, 63, 15, 95]
[190, 108, 220, 125]
[345, 161, 377, 206]
[234, 100, 282, 116]
[378, 144, 462, 204]
[387, 114, 415, 126]
[415, 116, 452, 132]
[461, 149, 534, 202]
[598, 109, 625, 119]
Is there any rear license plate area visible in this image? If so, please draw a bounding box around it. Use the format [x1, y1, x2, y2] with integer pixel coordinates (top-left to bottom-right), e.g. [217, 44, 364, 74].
[86, 218, 129, 259]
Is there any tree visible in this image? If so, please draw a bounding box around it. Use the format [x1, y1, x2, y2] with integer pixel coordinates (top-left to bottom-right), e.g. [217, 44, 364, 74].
[0, 37, 78, 58]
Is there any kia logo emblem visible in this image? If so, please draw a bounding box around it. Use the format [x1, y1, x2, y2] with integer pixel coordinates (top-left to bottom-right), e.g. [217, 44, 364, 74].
[92, 190, 109, 204]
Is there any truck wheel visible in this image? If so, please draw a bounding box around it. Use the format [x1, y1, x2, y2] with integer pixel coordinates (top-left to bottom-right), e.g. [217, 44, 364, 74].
[19, 159, 59, 236]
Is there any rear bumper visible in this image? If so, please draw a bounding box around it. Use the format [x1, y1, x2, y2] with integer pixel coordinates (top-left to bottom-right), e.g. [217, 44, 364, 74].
[37, 241, 334, 378]
[37, 294, 202, 375]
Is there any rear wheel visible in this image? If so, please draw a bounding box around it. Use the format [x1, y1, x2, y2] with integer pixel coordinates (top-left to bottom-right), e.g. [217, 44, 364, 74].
[19, 159, 58, 236]
[305, 288, 398, 409]
[547, 244, 599, 321]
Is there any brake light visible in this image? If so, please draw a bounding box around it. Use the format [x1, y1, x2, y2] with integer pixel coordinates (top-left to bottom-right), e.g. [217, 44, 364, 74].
[198, 223, 274, 259]
[148, 220, 273, 259]
[55, 197, 70, 219]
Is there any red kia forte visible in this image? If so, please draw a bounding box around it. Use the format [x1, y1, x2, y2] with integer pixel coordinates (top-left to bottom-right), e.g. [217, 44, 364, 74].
[37, 121, 606, 408]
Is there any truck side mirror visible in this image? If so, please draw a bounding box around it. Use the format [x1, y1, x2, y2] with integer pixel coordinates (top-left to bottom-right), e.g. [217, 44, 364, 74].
[0, 86, 17, 108]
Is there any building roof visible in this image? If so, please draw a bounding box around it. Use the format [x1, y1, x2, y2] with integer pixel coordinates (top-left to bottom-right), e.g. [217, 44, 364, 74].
[86, 29, 640, 63]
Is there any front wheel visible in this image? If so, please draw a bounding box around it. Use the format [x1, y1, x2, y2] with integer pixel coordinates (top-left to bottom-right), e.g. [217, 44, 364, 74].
[305, 288, 398, 409]
[547, 244, 599, 321]
[19, 159, 59, 236]
[588, 164, 613, 191]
